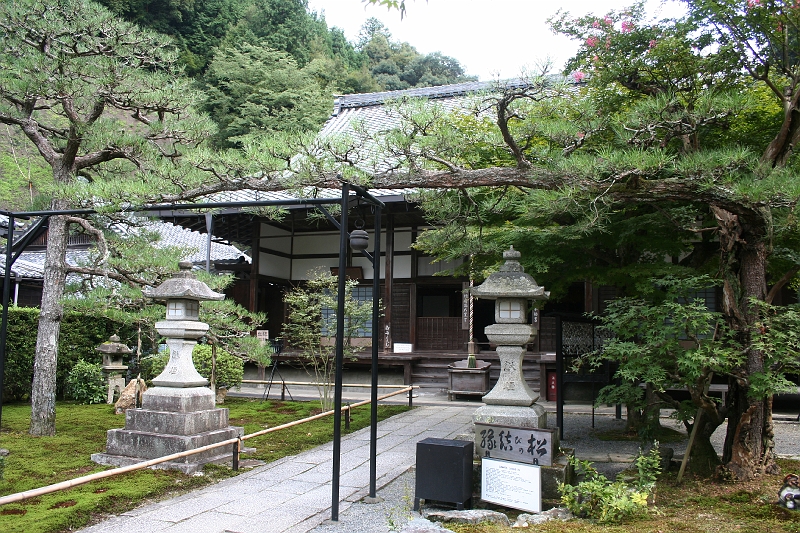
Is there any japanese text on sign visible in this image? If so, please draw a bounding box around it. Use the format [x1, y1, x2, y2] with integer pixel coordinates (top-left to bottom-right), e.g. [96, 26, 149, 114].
[474, 423, 557, 467]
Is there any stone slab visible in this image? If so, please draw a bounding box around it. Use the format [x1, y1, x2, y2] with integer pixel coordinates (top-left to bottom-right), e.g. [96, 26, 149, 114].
[90, 451, 235, 475]
[99, 426, 243, 463]
[124, 408, 230, 436]
[141, 386, 216, 412]
[472, 404, 547, 429]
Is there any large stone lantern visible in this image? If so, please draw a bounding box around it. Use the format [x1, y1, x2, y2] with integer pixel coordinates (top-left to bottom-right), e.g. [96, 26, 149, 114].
[144, 261, 224, 387]
[472, 247, 549, 428]
[92, 262, 243, 473]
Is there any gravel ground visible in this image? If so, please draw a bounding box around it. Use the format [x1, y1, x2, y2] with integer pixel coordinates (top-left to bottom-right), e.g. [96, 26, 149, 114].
[309, 411, 800, 533]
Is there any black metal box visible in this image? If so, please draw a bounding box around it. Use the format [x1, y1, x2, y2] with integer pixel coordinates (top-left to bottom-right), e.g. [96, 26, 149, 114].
[414, 437, 474, 510]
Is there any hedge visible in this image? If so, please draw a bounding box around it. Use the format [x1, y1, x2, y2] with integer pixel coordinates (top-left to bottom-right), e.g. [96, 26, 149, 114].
[2, 307, 140, 401]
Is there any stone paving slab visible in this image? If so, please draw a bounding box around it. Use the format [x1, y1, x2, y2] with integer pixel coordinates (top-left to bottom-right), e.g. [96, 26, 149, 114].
[78, 405, 475, 533]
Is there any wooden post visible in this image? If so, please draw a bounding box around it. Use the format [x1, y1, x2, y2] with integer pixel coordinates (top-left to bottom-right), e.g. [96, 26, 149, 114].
[249, 221, 260, 312]
[383, 214, 394, 352]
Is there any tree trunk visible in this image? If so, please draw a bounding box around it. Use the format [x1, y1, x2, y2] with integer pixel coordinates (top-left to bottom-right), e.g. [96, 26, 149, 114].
[624, 384, 663, 439]
[625, 404, 644, 435]
[715, 207, 777, 479]
[29, 209, 69, 436]
[687, 411, 724, 477]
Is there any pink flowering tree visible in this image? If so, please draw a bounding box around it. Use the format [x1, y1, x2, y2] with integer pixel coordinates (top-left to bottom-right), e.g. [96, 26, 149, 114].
[543, 1, 800, 481]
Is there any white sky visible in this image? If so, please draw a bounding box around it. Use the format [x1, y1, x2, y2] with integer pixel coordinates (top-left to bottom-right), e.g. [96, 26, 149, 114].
[307, 0, 686, 81]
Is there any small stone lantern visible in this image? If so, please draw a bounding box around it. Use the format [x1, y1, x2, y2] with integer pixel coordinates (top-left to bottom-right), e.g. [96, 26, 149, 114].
[143, 261, 224, 388]
[472, 247, 549, 426]
[96, 334, 131, 404]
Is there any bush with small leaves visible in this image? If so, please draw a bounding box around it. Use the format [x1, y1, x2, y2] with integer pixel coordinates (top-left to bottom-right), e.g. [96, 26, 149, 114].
[65, 360, 107, 404]
[559, 445, 662, 523]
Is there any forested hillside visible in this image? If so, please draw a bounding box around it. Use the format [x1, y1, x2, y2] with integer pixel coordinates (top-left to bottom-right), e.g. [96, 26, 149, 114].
[0, 0, 474, 206]
[96, 0, 474, 92]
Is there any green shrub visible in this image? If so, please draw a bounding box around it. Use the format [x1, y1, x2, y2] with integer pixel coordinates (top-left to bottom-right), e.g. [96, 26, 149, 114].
[65, 359, 107, 404]
[559, 445, 662, 523]
[2, 307, 141, 401]
[143, 344, 244, 389]
[2, 307, 38, 401]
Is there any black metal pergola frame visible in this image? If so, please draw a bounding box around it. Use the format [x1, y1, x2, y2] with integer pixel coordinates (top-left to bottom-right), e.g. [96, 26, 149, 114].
[0, 181, 384, 521]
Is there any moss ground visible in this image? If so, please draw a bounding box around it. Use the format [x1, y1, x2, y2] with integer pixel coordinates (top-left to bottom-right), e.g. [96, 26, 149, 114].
[0, 398, 408, 533]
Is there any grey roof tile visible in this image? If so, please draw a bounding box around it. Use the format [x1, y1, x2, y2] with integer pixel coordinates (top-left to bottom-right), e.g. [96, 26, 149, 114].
[1, 221, 248, 281]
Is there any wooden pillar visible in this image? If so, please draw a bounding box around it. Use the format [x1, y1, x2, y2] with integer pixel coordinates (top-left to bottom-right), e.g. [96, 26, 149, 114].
[409, 226, 417, 348]
[249, 220, 260, 312]
[383, 215, 394, 352]
[584, 280, 593, 314]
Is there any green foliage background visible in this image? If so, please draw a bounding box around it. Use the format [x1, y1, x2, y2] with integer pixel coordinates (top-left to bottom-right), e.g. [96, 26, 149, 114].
[2, 307, 142, 402]
[141, 344, 245, 389]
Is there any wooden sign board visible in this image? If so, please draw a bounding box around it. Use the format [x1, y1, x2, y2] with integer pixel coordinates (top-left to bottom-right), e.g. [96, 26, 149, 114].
[474, 423, 557, 467]
[256, 330, 269, 341]
[481, 457, 541, 513]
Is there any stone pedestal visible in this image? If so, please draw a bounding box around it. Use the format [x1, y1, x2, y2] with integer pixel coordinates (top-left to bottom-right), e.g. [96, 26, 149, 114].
[481, 342, 539, 406]
[472, 403, 547, 429]
[104, 371, 127, 405]
[92, 387, 243, 474]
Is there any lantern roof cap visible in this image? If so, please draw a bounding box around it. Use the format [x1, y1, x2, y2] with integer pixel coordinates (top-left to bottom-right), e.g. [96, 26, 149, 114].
[143, 261, 225, 302]
[471, 247, 549, 300]
[96, 334, 132, 354]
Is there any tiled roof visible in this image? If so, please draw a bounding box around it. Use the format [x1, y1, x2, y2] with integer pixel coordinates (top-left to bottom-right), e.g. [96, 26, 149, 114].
[146, 221, 249, 264]
[1, 220, 249, 281]
[204, 79, 539, 206]
[330, 79, 531, 111]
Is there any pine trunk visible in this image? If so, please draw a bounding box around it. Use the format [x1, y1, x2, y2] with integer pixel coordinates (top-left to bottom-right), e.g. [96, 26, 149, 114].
[29, 209, 69, 436]
[716, 208, 777, 480]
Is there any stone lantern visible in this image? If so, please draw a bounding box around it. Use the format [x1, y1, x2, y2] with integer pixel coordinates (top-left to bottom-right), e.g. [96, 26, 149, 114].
[96, 334, 131, 404]
[472, 246, 549, 428]
[143, 261, 224, 387]
[92, 262, 244, 473]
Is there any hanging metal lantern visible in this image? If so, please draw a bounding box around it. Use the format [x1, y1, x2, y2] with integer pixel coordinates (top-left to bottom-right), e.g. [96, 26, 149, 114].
[349, 229, 369, 250]
[350, 217, 370, 251]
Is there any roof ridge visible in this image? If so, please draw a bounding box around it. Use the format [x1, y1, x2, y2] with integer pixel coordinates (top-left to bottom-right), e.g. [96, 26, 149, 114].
[331, 78, 535, 114]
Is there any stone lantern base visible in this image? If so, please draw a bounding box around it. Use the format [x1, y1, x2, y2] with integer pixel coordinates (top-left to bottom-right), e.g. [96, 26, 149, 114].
[91, 387, 244, 474]
[472, 403, 547, 430]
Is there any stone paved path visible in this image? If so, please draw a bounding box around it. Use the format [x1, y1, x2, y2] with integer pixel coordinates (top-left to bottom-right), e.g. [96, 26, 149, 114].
[78, 405, 475, 533]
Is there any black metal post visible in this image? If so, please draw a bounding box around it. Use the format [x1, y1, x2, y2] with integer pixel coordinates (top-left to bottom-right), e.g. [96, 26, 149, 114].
[556, 316, 564, 440]
[331, 182, 349, 522]
[368, 205, 381, 499]
[0, 215, 13, 429]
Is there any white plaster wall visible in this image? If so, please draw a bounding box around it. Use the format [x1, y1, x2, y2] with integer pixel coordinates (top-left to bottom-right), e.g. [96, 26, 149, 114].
[259, 223, 292, 254]
[395, 229, 413, 249]
[293, 233, 340, 254]
[292, 258, 338, 280]
[417, 256, 463, 277]
[259, 252, 291, 278]
[352, 255, 375, 279]
[393, 255, 412, 278]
